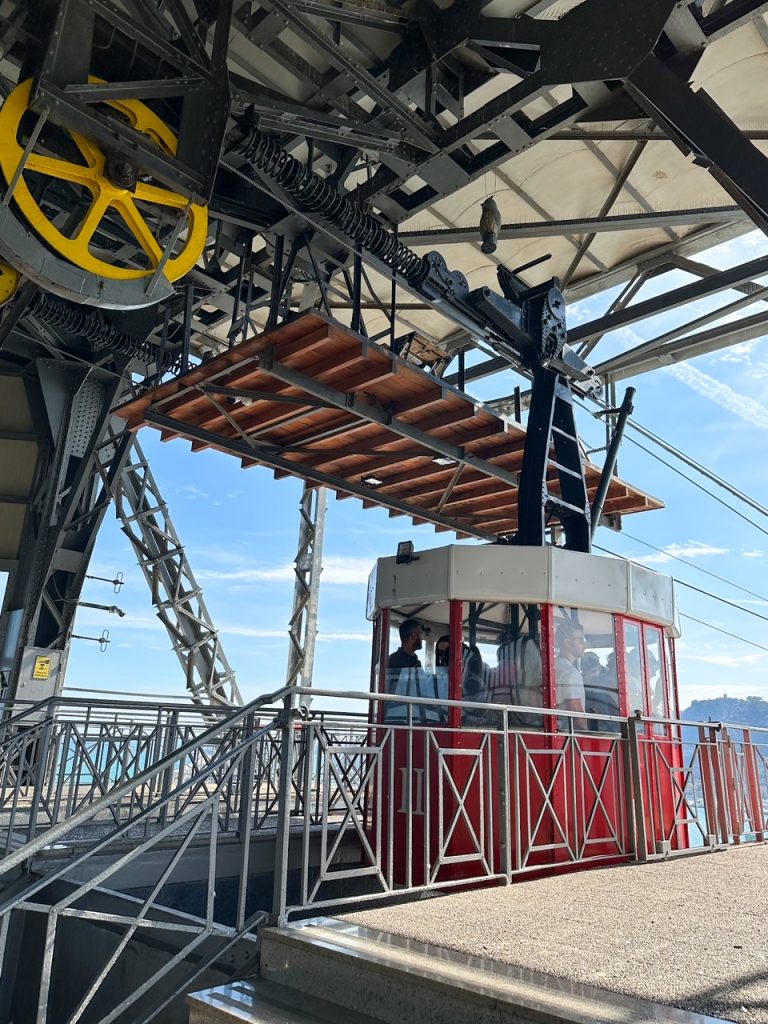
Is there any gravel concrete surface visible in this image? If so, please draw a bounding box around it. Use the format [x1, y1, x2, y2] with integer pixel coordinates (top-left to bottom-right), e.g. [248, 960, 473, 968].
[340, 846, 768, 1023]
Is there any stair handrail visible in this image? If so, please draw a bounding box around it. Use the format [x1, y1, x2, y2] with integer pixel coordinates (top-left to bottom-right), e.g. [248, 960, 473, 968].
[0, 682, 293, 878]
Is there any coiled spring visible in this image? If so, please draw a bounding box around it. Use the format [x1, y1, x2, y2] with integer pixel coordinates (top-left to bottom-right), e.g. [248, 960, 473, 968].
[237, 129, 431, 287]
[32, 294, 176, 369]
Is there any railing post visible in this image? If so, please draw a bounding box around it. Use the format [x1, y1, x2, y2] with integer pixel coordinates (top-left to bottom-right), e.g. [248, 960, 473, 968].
[272, 695, 300, 925]
[498, 715, 512, 882]
[626, 713, 648, 862]
[158, 710, 179, 828]
[742, 728, 765, 843]
[26, 700, 55, 843]
[230, 711, 256, 932]
[721, 727, 741, 843]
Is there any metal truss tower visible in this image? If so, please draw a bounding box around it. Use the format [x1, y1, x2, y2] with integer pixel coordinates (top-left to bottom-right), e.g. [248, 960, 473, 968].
[285, 484, 327, 690]
[0, 363, 133, 702]
[111, 438, 241, 708]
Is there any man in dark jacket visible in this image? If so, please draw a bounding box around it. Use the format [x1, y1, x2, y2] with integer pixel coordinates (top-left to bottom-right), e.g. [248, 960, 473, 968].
[385, 619, 426, 721]
[387, 619, 423, 671]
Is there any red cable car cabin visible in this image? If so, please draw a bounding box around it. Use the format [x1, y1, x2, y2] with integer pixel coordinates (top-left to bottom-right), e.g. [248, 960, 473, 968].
[367, 543, 683, 887]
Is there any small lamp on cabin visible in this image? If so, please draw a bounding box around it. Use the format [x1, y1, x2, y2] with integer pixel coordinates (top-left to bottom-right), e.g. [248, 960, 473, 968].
[396, 541, 419, 565]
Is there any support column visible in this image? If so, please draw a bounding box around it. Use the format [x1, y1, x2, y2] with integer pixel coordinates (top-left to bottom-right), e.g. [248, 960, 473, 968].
[0, 361, 132, 701]
[285, 484, 327, 690]
[111, 438, 241, 707]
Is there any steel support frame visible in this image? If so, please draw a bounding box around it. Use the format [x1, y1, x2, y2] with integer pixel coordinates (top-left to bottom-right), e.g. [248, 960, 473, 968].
[397, 206, 746, 245]
[569, 254, 768, 346]
[515, 368, 591, 552]
[0, 363, 133, 700]
[285, 483, 327, 689]
[110, 437, 242, 707]
[625, 54, 768, 236]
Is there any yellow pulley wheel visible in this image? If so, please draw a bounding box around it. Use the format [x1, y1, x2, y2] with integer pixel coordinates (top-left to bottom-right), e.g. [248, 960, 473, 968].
[0, 78, 207, 282]
[0, 261, 20, 305]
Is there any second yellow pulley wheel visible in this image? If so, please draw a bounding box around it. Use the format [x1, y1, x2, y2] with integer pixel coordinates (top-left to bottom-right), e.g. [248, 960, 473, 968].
[0, 78, 208, 283]
[0, 261, 20, 305]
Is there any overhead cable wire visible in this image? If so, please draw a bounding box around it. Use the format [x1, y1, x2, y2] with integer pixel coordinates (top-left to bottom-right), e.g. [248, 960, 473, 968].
[617, 529, 768, 605]
[624, 415, 768, 520]
[576, 392, 768, 527]
[595, 542, 768, 646]
[594, 542, 768, 623]
[673, 579, 768, 624]
[578, 408, 768, 537]
[679, 614, 768, 654]
[621, 435, 768, 537]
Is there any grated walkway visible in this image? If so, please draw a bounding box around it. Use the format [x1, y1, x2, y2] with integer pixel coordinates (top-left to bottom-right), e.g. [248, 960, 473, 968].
[340, 845, 768, 1024]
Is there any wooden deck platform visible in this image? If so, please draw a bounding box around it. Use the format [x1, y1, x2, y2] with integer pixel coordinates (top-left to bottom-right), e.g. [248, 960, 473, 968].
[117, 312, 662, 539]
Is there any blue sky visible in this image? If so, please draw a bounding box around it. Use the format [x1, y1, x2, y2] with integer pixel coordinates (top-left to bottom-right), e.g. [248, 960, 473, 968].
[8, 230, 768, 712]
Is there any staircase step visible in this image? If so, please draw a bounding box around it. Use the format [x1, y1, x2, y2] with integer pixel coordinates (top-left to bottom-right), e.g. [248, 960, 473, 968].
[187, 978, 379, 1024]
[258, 918, 727, 1024]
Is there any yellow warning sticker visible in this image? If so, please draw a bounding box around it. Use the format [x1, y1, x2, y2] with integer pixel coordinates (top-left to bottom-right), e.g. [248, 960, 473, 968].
[32, 656, 52, 680]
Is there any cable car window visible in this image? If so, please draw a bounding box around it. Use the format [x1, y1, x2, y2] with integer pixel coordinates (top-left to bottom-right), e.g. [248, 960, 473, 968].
[384, 616, 446, 724]
[554, 607, 619, 733]
[665, 636, 678, 718]
[645, 626, 667, 734]
[463, 601, 543, 729]
[581, 612, 620, 733]
[623, 621, 644, 716]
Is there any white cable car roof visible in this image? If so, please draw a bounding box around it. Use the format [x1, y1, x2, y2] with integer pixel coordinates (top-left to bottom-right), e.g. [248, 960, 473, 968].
[370, 544, 680, 636]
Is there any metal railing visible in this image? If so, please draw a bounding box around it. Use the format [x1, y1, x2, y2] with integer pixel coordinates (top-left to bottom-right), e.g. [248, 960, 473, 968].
[0, 686, 293, 1024]
[0, 695, 368, 854]
[268, 689, 768, 921]
[1, 686, 767, 1022]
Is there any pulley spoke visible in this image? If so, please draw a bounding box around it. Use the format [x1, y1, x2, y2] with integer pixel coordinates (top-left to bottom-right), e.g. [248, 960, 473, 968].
[115, 197, 164, 264]
[25, 154, 96, 187]
[0, 77, 206, 282]
[70, 131, 103, 170]
[75, 190, 113, 246]
[134, 181, 190, 210]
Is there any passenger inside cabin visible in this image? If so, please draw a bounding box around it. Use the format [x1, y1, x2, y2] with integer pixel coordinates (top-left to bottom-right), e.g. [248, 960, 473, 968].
[386, 620, 443, 724]
[434, 635, 492, 726]
[385, 619, 423, 721]
[583, 650, 620, 731]
[555, 620, 587, 731]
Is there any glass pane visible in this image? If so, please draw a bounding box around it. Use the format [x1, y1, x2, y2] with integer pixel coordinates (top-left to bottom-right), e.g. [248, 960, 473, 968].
[581, 612, 620, 732]
[464, 600, 543, 728]
[645, 626, 666, 733]
[384, 615, 445, 723]
[554, 607, 619, 732]
[624, 621, 644, 715]
[666, 637, 678, 719]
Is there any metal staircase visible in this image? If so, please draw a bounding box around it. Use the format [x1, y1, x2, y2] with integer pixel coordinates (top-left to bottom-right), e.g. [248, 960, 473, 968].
[0, 687, 290, 1024]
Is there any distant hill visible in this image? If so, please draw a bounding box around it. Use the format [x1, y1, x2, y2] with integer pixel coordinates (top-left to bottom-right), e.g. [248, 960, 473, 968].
[681, 695, 768, 728]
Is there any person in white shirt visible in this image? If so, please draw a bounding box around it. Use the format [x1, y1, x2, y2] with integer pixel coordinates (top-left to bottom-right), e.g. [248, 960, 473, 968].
[554, 620, 587, 731]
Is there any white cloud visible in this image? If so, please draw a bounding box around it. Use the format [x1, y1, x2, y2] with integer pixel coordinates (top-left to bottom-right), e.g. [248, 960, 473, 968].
[743, 550, 766, 559]
[317, 632, 370, 642]
[179, 483, 210, 500]
[631, 541, 728, 565]
[662, 362, 768, 431]
[222, 626, 290, 638]
[221, 624, 368, 642]
[678, 652, 767, 668]
[198, 555, 373, 585]
[711, 340, 762, 365]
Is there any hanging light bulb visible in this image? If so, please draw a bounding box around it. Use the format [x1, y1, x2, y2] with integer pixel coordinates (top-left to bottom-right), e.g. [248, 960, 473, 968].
[479, 196, 502, 254]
